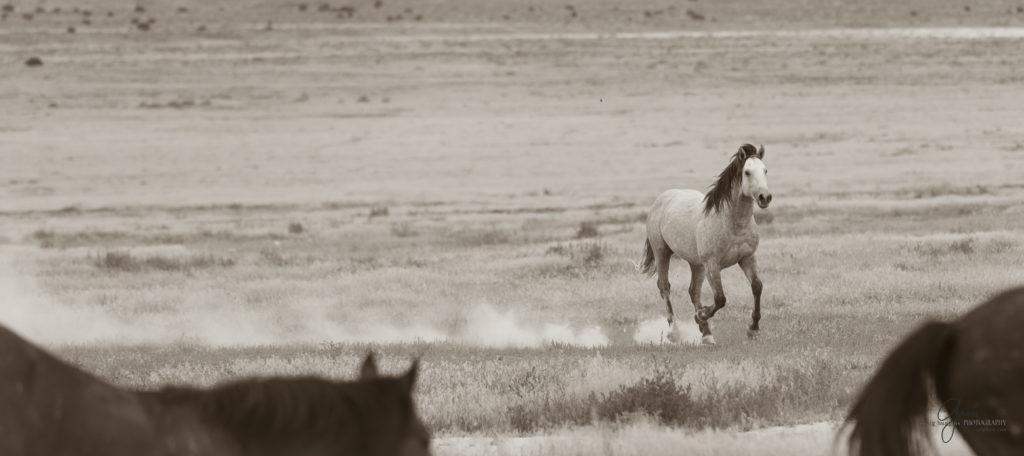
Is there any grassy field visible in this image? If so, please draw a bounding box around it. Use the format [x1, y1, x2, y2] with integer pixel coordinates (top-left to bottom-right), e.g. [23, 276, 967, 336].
[2, 0, 1024, 454]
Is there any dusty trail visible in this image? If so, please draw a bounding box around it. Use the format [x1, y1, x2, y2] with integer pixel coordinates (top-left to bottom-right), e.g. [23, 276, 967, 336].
[433, 421, 973, 456]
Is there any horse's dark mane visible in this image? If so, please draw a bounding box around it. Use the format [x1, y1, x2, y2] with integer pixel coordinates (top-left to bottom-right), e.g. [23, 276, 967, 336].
[147, 375, 411, 443]
[703, 144, 758, 215]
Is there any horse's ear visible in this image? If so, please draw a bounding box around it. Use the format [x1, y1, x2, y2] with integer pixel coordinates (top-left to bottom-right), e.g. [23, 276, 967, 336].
[403, 359, 419, 392]
[359, 353, 378, 380]
[739, 144, 757, 158]
[757, 144, 765, 159]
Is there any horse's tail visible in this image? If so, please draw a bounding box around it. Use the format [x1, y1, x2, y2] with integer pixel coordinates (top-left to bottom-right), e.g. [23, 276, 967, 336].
[637, 238, 657, 277]
[844, 320, 955, 456]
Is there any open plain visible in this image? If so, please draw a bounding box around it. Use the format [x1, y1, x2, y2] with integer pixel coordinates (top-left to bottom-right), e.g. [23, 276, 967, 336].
[2, 0, 1024, 454]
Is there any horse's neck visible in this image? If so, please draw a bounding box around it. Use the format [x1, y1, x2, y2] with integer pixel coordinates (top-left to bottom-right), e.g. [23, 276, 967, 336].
[725, 194, 754, 229]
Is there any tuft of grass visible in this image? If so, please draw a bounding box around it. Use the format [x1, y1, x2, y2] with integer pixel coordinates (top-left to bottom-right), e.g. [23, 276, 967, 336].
[390, 221, 418, 237]
[92, 251, 235, 272]
[449, 227, 515, 247]
[949, 237, 974, 254]
[506, 366, 546, 399]
[288, 222, 304, 234]
[546, 241, 608, 272]
[911, 184, 990, 199]
[258, 248, 289, 267]
[576, 221, 599, 238]
[368, 206, 390, 219]
[911, 237, 975, 257]
[31, 229, 56, 248]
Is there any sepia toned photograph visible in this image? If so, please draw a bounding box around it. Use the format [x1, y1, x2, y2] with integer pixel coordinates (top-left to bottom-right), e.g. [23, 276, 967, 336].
[2, 0, 1023, 455]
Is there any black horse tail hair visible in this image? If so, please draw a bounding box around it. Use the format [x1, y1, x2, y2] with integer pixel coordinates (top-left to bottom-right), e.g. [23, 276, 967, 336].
[637, 238, 657, 277]
[844, 320, 955, 456]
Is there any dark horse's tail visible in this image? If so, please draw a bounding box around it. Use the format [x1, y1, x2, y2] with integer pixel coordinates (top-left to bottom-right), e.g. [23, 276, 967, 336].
[844, 321, 955, 456]
[637, 238, 657, 277]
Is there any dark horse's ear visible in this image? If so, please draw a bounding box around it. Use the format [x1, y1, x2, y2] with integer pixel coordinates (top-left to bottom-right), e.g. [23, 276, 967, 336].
[757, 144, 765, 159]
[739, 144, 758, 158]
[403, 359, 419, 392]
[359, 353, 379, 380]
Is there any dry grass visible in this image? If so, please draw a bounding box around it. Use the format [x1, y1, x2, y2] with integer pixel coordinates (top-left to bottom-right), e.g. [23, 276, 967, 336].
[91, 250, 235, 272]
[7, 191, 1024, 438]
[2, 4, 1023, 451]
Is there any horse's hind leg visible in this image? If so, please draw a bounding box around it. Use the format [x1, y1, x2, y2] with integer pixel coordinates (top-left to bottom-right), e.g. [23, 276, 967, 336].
[653, 244, 674, 326]
[739, 256, 762, 339]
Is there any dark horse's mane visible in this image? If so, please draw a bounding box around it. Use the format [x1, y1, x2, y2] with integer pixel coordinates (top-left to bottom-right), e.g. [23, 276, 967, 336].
[703, 144, 758, 215]
[147, 375, 413, 444]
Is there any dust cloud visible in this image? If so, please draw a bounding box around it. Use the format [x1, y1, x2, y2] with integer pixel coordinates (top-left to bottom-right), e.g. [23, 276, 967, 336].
[458, 303, 609, 348]
[632, 317, 702, 345]
[0, 250, 612, 347]
[0, 250, 125, 346]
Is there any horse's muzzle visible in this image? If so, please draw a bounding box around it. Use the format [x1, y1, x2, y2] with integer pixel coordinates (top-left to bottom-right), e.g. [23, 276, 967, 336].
[757, 193, 772, 209]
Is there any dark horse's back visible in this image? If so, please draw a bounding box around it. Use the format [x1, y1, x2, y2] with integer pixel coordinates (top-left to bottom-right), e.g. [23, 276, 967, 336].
[846, 286, 1024, 456]
[0, 324, 159, 456]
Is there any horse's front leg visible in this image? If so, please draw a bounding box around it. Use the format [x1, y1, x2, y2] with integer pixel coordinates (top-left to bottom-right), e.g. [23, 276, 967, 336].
[696, 262, 725, 345]
[739, 255, 762, 339]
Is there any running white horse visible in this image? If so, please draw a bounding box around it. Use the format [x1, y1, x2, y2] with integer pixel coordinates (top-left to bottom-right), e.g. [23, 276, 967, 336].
[638, 144, 772, 345]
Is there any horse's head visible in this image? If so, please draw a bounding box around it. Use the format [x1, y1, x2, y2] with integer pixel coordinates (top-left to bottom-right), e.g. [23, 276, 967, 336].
[739, 144, 771, 209]
[359, 354, 432, 456]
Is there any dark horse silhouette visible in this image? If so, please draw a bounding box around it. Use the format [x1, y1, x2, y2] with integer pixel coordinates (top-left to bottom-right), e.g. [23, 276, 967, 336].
[0, 324, 430, 456]
[845, 286, 1024, 456]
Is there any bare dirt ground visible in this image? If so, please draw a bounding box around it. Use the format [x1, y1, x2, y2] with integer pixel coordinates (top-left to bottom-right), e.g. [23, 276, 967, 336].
[434, 421, 977, 456]
[2, 1, 1024, 454]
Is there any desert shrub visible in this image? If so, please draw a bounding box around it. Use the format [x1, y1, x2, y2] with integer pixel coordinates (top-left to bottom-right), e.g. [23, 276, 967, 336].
[92, 251, 234, 272]
[977, 237, 1016, 254]
[31, 229, 55, 247]
[450, 227, 515, 247]
[593, 368, 696, 425]
[507, 395, 593, 433]
[911, 184, 989, 199]
[505, 366, 546, 398]
[506, 369, 694, 433]
[911, 237, 975, 257]
[390, 222, 417, 237]
[692, 357, 846, 429]
[288, 222, 304, 234]
[545, 241, 608, 273]
[500, 356, 847, 434]
[368, 206, 389, 219]
[258, 248, 289, 267]
[576, 221, 599, 238]
[257, 249, 320, 267]
[949, 237, 974, 254]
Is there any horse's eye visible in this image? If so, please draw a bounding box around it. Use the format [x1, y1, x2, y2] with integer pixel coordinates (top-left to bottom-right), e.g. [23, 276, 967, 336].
[744, 171, 750, 176]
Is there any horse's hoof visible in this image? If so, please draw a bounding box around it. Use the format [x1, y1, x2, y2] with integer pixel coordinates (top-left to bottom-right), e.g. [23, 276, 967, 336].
[666, 331, 680, 344]
[702, 335, 716, 345]
[747, 329, 759, 340]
